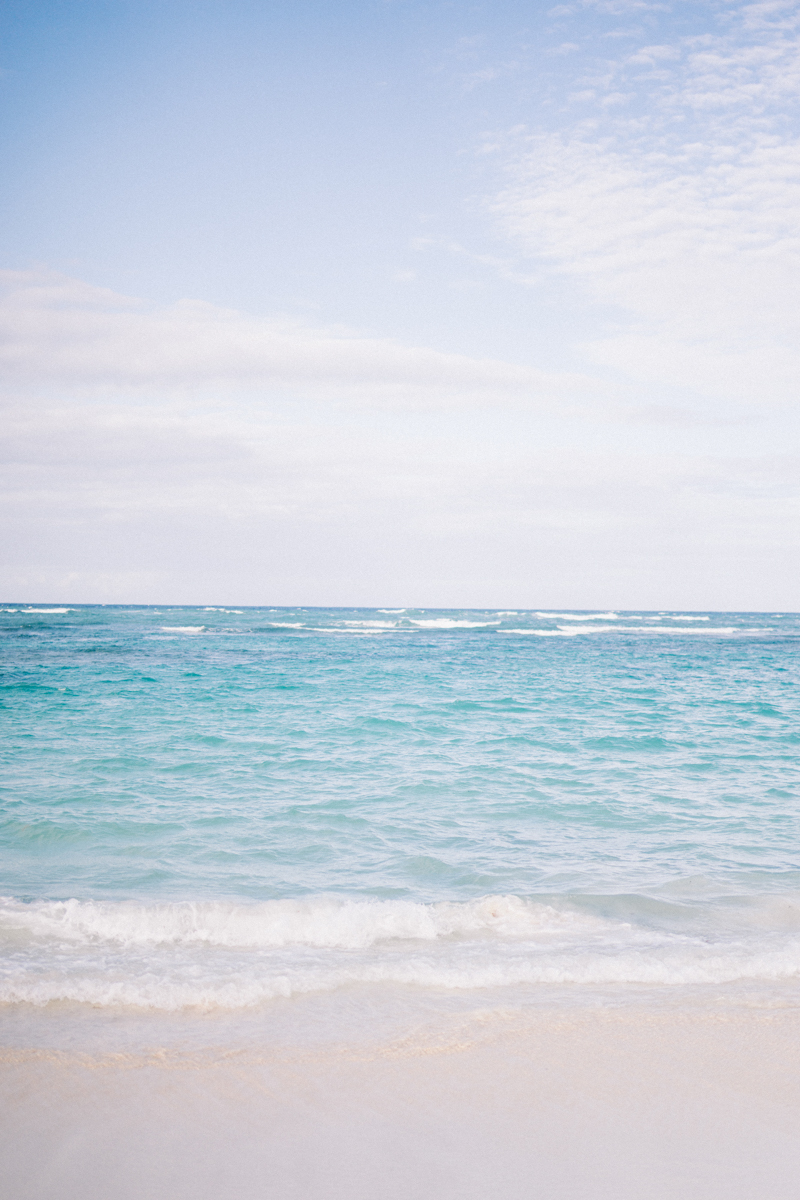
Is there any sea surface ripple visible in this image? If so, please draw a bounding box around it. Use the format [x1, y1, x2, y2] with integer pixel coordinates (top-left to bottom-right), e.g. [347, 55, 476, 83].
[1, 605, 799, 1010]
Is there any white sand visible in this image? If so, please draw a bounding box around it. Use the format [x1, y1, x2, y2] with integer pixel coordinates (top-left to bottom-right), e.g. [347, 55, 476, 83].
[3, 1004, 800, 1199]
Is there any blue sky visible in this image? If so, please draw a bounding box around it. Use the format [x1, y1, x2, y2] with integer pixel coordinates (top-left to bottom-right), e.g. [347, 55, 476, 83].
[1, 1, 798, 606]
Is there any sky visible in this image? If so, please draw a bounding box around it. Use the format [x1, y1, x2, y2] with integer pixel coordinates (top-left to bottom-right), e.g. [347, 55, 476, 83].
[1, 0, 798, 608]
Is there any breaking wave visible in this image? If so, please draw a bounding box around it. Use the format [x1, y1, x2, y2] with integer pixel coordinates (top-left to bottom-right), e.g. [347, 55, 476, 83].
[3, 894, 800, 1011]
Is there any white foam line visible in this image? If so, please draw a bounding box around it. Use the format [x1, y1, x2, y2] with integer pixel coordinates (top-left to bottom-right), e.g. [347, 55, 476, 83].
[0, 895, 603, 949]
[535, 612, 619, 621]
[21, 608, 74, 614]
[500, 629, 581, 637]
[410, 619, 501, 628]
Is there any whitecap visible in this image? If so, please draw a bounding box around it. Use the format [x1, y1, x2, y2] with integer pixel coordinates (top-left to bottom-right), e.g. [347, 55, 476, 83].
[410, 619, 500, 629]
[22, 607, 73, 614]
[342, 621, 399, 628]
[500, 629, 581, 637]
[0, 894, 585, 950]
[535, 612, 619, 621]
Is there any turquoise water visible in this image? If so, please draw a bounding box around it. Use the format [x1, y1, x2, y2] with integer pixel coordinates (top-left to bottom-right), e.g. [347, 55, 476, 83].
[1, 605, 799, 1010]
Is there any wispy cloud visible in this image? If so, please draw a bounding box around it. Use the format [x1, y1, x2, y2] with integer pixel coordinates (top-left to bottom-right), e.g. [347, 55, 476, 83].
[0, 269, 584, 405]
[4, 263, 795, 605]
[488, 1, 800, 402]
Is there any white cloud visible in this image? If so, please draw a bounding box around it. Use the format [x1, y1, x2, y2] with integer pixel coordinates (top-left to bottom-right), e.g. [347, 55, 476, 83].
[0, 269, 584, 404]
[1, 254, 796, 606]
[488, 1, 800, 404]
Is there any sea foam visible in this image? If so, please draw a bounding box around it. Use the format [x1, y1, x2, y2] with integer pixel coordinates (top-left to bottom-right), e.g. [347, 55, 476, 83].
[4, 894, 800, 1011]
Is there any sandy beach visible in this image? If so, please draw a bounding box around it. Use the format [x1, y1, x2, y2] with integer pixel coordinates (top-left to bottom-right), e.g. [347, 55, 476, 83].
[3, 1002, 800, 1200]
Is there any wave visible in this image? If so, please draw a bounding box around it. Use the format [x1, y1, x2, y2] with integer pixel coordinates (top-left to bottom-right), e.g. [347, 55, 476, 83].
[0, 895, 589, 949]
[20, 607, 74, 614]
[342, 620, 401, 629]
[535, 612, 619, 621]
[4, 948, 800, 1012]
[4, 894, 800, 1011]
[559, 625, 743, 635]
[4, 952, 800, 1011]
[7, 893, 800, 950]
[410, 619, 500, 629]
[657, 615, 711, 621]
[500, 629, 582, 637]
[160, 626, 205, 634]
[502, 625, 763, 637]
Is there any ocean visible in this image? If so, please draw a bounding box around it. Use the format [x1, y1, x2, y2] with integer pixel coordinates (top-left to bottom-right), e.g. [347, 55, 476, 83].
[2, 605, 800, 1199]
